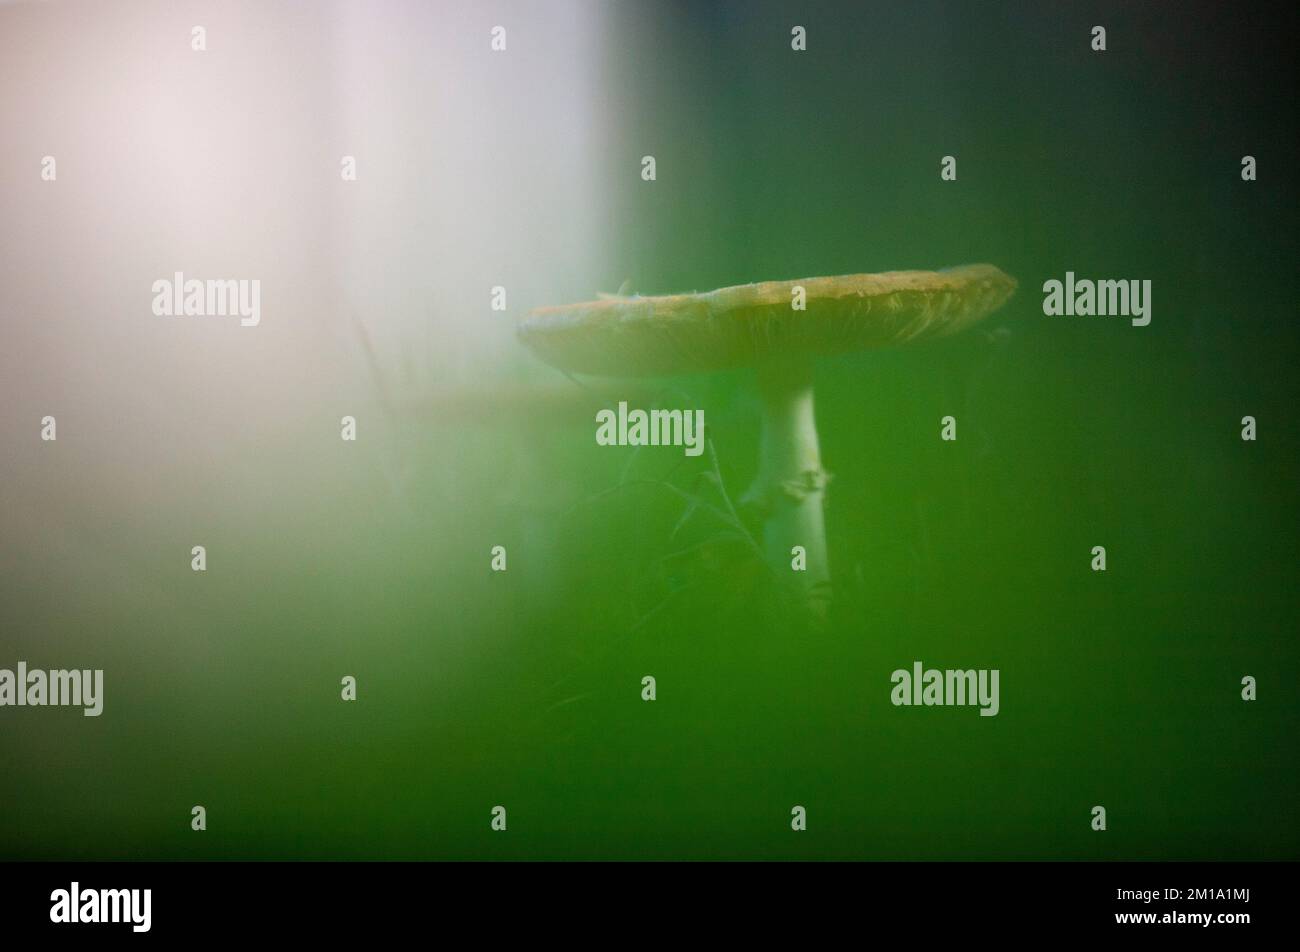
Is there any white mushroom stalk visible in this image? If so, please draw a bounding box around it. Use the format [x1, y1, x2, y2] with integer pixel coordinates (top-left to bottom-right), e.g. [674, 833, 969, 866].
[744, 356, 831, 607]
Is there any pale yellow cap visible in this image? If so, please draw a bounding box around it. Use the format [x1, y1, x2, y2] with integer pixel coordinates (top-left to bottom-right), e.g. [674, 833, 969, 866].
[518, 264, 1016, 377]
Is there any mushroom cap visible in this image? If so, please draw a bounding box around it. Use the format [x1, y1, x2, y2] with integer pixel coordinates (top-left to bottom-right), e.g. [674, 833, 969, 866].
[518, 264, 1016, 377]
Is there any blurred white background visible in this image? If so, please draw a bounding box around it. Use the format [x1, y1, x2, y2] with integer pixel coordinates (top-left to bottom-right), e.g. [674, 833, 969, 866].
[0, 0, 613, 550]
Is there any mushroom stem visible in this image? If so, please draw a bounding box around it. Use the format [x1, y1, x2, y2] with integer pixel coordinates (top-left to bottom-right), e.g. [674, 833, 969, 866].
[746, 357, 831, 610]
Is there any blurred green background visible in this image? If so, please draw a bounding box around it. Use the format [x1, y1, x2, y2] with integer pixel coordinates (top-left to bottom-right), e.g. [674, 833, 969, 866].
[1, 0, 1296, 859]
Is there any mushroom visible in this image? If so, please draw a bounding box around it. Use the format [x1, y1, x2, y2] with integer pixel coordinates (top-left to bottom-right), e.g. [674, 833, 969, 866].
[517, 264, 1017, 611]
